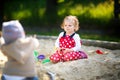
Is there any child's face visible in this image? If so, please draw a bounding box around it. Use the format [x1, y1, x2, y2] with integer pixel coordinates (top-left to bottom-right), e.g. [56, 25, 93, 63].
[63, 20, 75, 34]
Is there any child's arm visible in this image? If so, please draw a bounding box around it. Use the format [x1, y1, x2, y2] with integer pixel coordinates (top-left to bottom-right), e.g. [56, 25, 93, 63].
[72, 34, 81, 51]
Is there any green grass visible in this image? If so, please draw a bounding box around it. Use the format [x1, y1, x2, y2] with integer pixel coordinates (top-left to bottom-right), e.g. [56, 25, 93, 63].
[30, 33, 120, 42]
[80, 34, 120, 42]
[4, 0, 114, 27]
[58, 0, 113, 25]
[27, 29, 120, 42]
[4, 0, 120, 42]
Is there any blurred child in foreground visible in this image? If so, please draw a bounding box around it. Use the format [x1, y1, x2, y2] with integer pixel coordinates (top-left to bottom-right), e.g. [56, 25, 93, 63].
[0, 20, 39, 80]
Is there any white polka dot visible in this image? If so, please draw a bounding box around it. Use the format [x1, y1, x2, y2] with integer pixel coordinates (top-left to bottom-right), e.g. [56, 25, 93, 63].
[56, 55, 58, 57]
[75, 57, 77, 59]
[70, 57, 72, 59]
[67, 59, 69, 61]
[57, 58, 59, 60]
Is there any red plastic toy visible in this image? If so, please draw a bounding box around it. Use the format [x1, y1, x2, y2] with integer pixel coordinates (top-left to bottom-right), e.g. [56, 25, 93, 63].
[96, 49, 103, 54]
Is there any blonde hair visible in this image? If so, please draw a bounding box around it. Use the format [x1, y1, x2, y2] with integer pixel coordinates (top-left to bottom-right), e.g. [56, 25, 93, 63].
[61, 15, 80, 31]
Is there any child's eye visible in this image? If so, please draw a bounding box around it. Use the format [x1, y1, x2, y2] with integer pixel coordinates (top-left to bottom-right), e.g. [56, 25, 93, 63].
[69, 25, 72, 26]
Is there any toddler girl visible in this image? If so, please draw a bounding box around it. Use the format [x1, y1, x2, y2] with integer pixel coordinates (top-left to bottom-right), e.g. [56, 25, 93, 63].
[50, 15, 88, 63]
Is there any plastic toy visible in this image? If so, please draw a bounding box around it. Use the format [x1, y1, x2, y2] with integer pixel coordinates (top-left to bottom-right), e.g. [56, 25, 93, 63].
[37, 54, 45, 60]
[96, 49, 103, 54]
[42, 58, 50, 64]
[34, 50, 39, 61]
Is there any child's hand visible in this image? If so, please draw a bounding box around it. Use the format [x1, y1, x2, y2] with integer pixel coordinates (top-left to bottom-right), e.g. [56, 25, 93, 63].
[56, 47, 65, 53]
[63, 48, 73, 53]
[56, 47, 62, 52]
